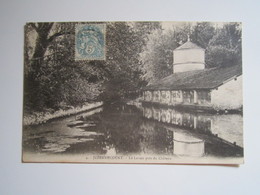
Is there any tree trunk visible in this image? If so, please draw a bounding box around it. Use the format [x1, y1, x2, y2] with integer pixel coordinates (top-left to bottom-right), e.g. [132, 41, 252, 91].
[25, 23, 53, 111]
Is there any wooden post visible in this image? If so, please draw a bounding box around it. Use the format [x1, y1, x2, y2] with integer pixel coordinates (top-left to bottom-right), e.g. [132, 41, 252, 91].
[170, 91, 173, 105]
[194, 116, 197, 129]
[194, 90, 198, 104]
[179, 90, 183, 103]
[158, 90, 161, 103]
[167, 90, 171, 105]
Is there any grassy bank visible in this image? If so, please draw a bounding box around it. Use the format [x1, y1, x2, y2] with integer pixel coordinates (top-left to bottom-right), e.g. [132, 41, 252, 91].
[23, 102, 103, 126]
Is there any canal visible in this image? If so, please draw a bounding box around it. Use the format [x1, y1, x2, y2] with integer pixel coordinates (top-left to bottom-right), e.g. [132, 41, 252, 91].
[23, 103, 243, 160]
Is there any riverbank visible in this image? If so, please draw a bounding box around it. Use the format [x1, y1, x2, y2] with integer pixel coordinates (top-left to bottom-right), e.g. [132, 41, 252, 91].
[23, 102, 103, 126]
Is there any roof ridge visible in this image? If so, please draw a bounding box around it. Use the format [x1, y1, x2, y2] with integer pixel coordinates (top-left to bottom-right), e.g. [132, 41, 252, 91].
[174, 41, 204, 50]
[144, 65, 242, 90]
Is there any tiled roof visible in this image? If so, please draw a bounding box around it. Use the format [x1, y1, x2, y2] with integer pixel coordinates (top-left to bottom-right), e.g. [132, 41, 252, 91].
[144, 65, 242, 90]
[174, 41, 204, 50]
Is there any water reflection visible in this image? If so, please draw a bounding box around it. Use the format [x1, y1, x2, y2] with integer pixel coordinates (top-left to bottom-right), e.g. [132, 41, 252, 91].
[173, 132, 205, 157]
[143, 105, 243, 147]
[23, 108, 104, 153]
[23, 103, 243, 158]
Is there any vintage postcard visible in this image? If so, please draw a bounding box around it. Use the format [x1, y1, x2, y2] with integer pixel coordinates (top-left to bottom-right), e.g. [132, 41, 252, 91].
[23, 21, 243, 165]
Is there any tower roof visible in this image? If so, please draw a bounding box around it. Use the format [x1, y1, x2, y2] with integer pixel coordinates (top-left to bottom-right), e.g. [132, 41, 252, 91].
[174, 41, 204, 51]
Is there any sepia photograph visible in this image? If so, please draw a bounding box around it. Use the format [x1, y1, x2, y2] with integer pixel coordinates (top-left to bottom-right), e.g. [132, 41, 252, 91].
[22, 21, 243, 164]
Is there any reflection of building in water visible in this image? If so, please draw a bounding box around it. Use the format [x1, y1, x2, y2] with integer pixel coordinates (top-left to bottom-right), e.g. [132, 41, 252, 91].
[143, 105, 243, 147]
[139, 121, 173, 155]
[139, 121, 205, 157]
[142, 39, 242, 111]
[173, 132, 205, 157]
[141, 105, 243, 157]
[143, 106, 212, 132]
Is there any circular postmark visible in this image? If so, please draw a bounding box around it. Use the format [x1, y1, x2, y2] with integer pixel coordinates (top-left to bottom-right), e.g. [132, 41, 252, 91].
[75, 24, 105, 60]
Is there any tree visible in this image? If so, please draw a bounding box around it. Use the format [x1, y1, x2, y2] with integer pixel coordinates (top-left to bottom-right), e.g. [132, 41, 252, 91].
[25, 23, 74, 73]
[140, 28, 178, 83]
[36, 32, 103, 109]
[206, 22, 242, 68]
[190, 22, 216, 49]
[24, 22, 157, 110]
[98, 22, 155, 102]
[24, 23, 75, 111]
[172, 22, 192, 45]
[24, 22, 106, 111]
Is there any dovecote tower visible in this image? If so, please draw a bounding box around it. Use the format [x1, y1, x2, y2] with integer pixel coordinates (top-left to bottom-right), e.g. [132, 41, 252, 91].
[173, 37, 205, 73]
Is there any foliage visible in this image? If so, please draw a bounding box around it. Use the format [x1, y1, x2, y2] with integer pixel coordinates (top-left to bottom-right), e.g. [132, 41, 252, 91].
[205, 45, 238, 68]
[99, 22, 158, 102]
[190, 22, 216, 49]
[140, 29, 176, 83]
[24, 22, 102, 111]
[24, 22, 156, 111]
[206, 23, 242, 68]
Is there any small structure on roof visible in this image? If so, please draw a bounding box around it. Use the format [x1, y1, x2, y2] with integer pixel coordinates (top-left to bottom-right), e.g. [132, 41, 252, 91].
[142, 39, 243, 111]
[173, 36, 205, 73]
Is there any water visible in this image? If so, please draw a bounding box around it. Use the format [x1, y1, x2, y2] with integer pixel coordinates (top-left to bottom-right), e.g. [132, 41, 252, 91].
[23, 103, 243, 159]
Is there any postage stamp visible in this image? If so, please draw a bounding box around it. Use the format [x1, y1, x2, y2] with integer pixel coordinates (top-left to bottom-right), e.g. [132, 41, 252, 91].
[75, 24, 106, 60]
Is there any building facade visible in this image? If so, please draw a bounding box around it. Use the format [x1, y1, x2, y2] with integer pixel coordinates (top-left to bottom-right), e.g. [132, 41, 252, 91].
[143, 40, 243, 111]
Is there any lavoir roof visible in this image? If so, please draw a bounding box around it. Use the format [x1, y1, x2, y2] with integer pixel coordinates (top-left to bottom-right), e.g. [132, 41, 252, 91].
[144, 65, 242, 91]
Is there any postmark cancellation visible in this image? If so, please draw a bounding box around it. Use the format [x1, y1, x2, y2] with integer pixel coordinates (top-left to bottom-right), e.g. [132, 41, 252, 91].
[75, 24, 106, 60]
